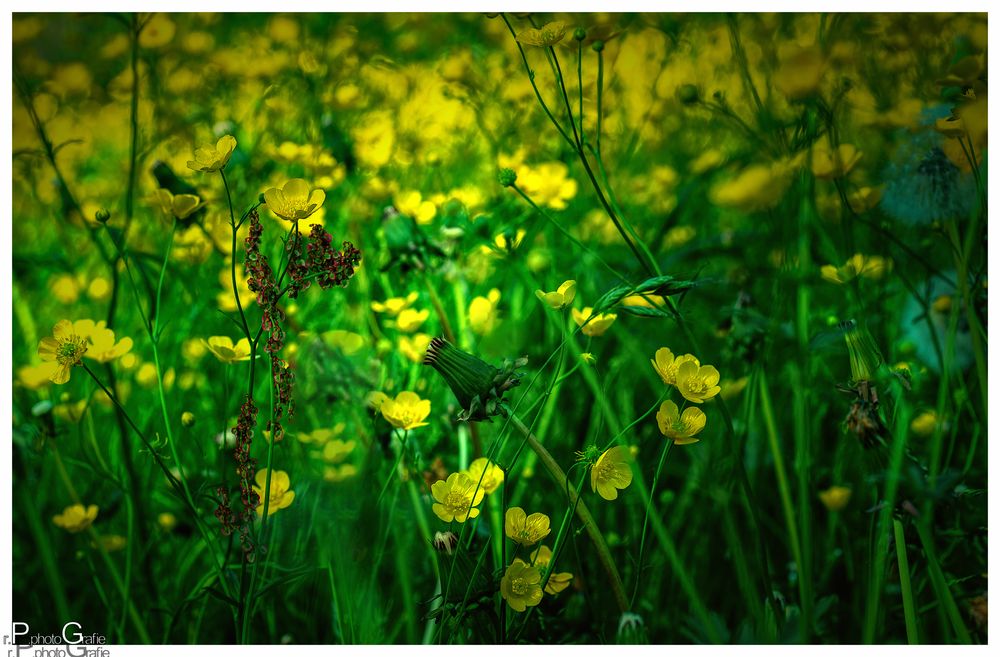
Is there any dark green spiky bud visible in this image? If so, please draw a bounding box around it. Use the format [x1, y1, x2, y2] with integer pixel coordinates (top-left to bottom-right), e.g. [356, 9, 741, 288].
[423, 338, 526, 422]
[840, 319, 884, 383]
[574, 27, 586, 41]
[498, 167, 517, 188]
[616, 612, 649, 644]
[95, 208, 111, 224]
[592, 40, 605, 52]
[676, 84, 700, 105]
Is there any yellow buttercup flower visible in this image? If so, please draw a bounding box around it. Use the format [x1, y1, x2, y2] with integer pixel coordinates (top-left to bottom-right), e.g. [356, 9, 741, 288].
[37, 320, 92, 384]
[380, 391, 431, 430]
[675, 360, 721, 404]
[84, 320, 133, 363]
[264, 178, 326, 222]
[371, 291, 419, 316]
[204, 336, 252, 363]
[469, 289, 501, 335]
[17, 362, 60, 389]
[535, 280, 576, 310]
[818, 486, 852, 511]
[53, 504, 98, 533]
[154, 188, 201, 220]
[572, 307, 617, 337]
[515, 20, 567, 47]
[322, 439, 356, 463]
[590, 446, 633, 501]
[811, 143, 862, 180]
[501, 559, 544, 612]
[187, 134, 237, 172]
[464, 457, 504, 494]
[530, 545, 574, 594]
[395, 308, 429, 333]
[820, 253, 892, 285]
[656, 400, 706, 445]
[253, 469, 296, 516]
[431, 472, 486, 522]
[399, 333, 432, 363]
[505, 507, 551, 547]
[650, 348, 699, 386]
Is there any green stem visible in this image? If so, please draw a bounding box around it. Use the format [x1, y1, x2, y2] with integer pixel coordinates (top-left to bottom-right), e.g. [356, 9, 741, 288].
[505, 410, 629, 613]
[893, 519, 919, 644]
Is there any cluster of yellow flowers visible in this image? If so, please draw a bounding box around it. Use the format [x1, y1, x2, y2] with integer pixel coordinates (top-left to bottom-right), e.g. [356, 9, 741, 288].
[499, 506, 575, 611]
[536, 279, 618, 338]
[651, 347, 722, 445]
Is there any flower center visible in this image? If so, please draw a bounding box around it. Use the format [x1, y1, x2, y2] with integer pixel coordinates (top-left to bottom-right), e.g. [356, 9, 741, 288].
[57, 336, 89, 366]
[511, 577, 530, 596]
[445, 491, 469, 512]
[596, 460, 620, 484]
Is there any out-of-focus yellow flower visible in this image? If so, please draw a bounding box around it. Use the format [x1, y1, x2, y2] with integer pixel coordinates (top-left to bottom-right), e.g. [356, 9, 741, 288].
[811, 143, 862, 180]
[663, 225, 697, 249]
[367, 390, 390, 411]
[690, 149, 726, 174]
[818, 486, 852, 511]
[535, 280, 576, 310]
[264, 178, 325, 222]
[494, 229, 526, 252]
[516, 20, 567, 47]
[53, 504, 98, 533]
[17, 362, 59, 389]
[94, 534, 127, 552]
[395, 308, 429, 333]
[505, 507, 551, 547]
[85, 321, 133, 363]
[590, 446, 633, 501]
[501, 559, 544, 612]
[324, 464, 359, 482]
[87, 277, 111, 302]
[530, 545, 574, 594]
[181, 411, 196, 427]
[50, 274, 82, 304]
[204, 336, 252, 363]
[572, 307, 617, 337]
[268, 15, 300, 43]
[710, 157, 801, 212]
[774, 45, 826, 100]
[399, 333, 432, 363]
[911, 410, 942, 437]
[656, 400, 706, 445]
[187, 135, 236, 173]
[323, 439, 356, 463]
[720, 376, 748, 401]
[253, 469, 296, 516]
[675, 360, 721, 404]
[650, 348, 699, 386]
[158, 512, 176, 532]
[847, 186, 882, 214]
[54, 398, 88, 424]
[820, 253, 892, 284]
[380, 391, 431, 430]
[464, 458, 504, 495]
[517, 162, 577, 210]
[394, 190, 437, 225]
[154, 188, 201, 220]
[297, 423, 344, 445]
[323, 329, 365, 355]
[371, 291, 419, 316]
[139, 14, 176, 49]
[469, 289, 501, 335]
[431, 472, 485, 522]
[37, 320, 92, 384]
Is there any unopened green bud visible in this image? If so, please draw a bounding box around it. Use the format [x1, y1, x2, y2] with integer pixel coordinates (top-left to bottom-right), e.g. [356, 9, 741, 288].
[423, 338, 526, 422]
[574, 28, 586, 41]
[181, 411, 196, 428]
[95, 208, 111, 224]
[498, 168, 517, 188]
[592, 40, 605, 52]
[677, 84, 700, 105]
[841, 319, 884, 383]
